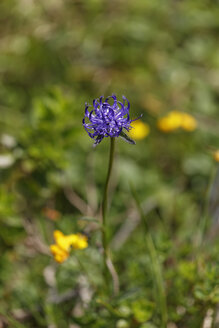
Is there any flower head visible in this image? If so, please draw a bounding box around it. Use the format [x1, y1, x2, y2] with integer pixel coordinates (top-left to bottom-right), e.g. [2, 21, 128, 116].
[83, 94, 136, 145]
[157, 111, 182, 132]
[213, 150, 219, 163]
[50, 244, 69, 263]
[129, 120, 150, 140]
[50, 230, 88, 263]
[180, 113, 197, 131]
[157, 111, 197, 133]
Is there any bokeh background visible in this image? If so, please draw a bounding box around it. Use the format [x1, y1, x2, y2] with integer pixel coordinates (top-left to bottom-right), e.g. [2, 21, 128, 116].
[0, 1, 219, 327]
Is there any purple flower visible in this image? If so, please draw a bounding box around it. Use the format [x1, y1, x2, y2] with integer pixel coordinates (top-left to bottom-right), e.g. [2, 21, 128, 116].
[83, 94, 136, 146]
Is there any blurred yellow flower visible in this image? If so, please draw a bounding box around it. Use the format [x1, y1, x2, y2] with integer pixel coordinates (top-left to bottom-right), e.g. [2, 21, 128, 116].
[180, 113, 197, 131]
[213, 150, 219, 162]
[157, 111, 182, 132]
[157, 111, 197, 133]
[129, 120, 150, 140]
[50, 244, 69, 263]
[50, 230, 88, 263]
[71, 233, 88, 249]
[53, 230, 73, 252]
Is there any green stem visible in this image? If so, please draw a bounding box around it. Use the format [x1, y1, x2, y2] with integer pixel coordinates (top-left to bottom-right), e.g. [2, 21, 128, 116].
[101, 137, 115, 289]
[131, 184, 168, 328]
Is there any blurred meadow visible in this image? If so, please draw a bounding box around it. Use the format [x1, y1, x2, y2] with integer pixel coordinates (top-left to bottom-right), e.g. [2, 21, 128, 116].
[0, 0, 219, 327]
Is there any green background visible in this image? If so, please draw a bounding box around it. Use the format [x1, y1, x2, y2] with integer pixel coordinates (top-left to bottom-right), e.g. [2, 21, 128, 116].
[0, 1, 218, 327]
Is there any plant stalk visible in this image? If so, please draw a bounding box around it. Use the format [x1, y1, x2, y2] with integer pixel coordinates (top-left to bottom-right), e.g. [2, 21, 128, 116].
[101, 137, 119, 293]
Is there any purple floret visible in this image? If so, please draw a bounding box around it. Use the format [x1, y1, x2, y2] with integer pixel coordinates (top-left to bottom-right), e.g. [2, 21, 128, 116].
[82, 94, 135, 145]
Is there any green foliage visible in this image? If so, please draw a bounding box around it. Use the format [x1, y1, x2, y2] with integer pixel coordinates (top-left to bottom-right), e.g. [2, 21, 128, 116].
[0, 0, 219, 327]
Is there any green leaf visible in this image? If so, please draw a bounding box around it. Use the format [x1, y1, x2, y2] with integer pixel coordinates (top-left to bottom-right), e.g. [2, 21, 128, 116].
[119, 131, 136, 145]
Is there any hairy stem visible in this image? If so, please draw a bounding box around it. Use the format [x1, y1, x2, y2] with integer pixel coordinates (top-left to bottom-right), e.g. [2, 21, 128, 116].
[101, 137, 119, 294]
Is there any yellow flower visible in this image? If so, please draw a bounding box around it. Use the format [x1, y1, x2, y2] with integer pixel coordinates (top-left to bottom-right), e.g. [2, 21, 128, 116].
[157, 111, 197, 133]
[180, 113, 197, 131]
[213, 150, 219, 163]
[72, 233, 88, 249]
[50, 230, 88, 263]
[157, 111, 182, 132]
[53, 230, 73, 252]
[129, 120, 150, 140]
[50, 244, 69, 263]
